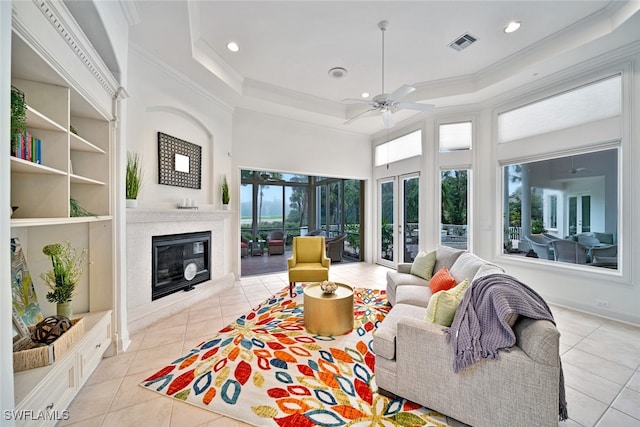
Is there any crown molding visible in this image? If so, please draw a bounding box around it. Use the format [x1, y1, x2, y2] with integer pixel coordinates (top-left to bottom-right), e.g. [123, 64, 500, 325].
[129, 42, 234, 113]
[119, 0, 140, 26]
[30, 0, 119, 97]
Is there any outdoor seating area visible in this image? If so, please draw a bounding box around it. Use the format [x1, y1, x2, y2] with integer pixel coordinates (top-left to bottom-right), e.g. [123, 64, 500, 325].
[520, 232, 617, 268]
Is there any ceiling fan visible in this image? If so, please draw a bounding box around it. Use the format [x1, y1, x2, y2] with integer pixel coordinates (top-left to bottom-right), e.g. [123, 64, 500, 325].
[569, 157, 588, 174]
[343, 20, 434, 128]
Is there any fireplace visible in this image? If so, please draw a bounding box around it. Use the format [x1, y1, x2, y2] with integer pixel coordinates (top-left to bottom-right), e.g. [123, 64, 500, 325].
[152, 231, 211, 300]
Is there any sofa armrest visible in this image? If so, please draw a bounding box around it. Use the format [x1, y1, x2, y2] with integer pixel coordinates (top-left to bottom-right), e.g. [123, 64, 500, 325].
[397, 263, 413, 274]
[513, 318, 560, 367]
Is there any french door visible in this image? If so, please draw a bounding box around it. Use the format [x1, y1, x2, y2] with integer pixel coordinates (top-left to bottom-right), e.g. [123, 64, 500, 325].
[377, 174, 420, 267]
[568, 194, 591, 235]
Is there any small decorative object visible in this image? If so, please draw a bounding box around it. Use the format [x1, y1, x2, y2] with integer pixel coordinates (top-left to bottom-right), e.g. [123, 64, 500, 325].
[11, 206, 18, 217]
[11, 238, 44, 327]
[320, 280, 338, 294]
[69, 125, 78, 135]
[158, 132, 202, 189]
[31, 315, 72, 345]
[12, 308, 33, 351]
[221, 175, 230, 209]
[40, 242, 87, 318]
[126, 151, 143, 208]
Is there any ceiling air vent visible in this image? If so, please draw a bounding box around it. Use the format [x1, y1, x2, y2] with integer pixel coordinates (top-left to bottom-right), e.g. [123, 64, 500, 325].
[449, 33, 477, 51]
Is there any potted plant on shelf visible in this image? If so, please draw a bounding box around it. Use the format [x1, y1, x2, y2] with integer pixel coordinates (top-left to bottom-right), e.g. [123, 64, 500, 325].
[11, 86, 27, 156]
[40, 242, 87, 318]
[221, 176, 230, 209]
[126, 152, 143, 208]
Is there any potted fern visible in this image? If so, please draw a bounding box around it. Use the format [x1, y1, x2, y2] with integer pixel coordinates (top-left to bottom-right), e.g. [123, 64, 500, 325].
[221, 176, 230, 209]
[126, 152, 143, 208]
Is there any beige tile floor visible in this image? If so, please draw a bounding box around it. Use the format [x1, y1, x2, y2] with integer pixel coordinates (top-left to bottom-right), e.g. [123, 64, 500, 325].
[58, 263, 640, 427]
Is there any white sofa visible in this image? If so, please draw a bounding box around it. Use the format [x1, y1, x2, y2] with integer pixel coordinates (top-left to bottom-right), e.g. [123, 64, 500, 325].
[374, 246, 563, 427]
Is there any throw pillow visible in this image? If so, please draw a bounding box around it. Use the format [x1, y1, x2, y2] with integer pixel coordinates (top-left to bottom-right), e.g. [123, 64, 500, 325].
[410, 250, 437, 280]
[424, 278, 470, 326]
[429, 267, 457, 293]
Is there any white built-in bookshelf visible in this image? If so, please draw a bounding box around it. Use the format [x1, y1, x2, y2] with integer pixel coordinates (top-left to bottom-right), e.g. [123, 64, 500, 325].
[8, 2, 118, 423]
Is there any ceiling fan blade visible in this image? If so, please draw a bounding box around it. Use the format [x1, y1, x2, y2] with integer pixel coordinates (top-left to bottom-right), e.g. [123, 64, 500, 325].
[344, 108, 379, 125]
[388, 84, 416, 101]
[395, 102, 435, 111]
[381, 110, 395, 128]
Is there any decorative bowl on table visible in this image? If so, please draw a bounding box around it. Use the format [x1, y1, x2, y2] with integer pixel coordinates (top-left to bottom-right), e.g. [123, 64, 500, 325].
[320, 280, 337, 294]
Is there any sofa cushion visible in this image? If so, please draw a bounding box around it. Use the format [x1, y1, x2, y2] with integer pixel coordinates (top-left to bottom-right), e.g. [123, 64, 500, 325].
[373, 303, 426, 360]
[395, 285, 433, 308]
[449, 252, 489, 284]
[410, 250, 437, 280]
[429, 267, 456, 293]
[424, 278, 470, 326]
[433, 245, 465, 273]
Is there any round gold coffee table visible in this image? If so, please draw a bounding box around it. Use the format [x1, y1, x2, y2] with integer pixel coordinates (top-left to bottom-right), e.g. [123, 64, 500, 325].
[303, 282, 354, 336]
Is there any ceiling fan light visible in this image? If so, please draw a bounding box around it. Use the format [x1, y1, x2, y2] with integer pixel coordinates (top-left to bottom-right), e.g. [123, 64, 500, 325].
[504, 21, 521, 33]
[361, 92, 370, 98]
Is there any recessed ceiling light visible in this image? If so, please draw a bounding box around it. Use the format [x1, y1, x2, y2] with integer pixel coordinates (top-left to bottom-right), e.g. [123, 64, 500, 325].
[328, 67, 348, 79]
[504, 21, 521, 33]
[361, 92, 370, 98]
[226, 41, 240, 52]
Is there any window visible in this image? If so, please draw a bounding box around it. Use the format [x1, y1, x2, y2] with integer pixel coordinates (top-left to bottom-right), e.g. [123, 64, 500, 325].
[441, 170, 468, 250]
[503, 149, 618, 269]
[439, 122, 472, 151]
[498, 75, 621, 143]
[375, 130, 422, 166]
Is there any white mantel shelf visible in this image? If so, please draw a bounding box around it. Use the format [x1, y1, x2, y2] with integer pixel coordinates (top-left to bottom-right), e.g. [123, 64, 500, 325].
[126, 208, 232, 223]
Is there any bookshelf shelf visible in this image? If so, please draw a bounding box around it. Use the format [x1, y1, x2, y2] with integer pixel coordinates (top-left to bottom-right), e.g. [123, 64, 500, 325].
[10, 157, 66, 175]
[70, 132, 105, 154]
[10, 216, 113, 228]
[25, 106, 66, 132]
[70, 174, 106, 185]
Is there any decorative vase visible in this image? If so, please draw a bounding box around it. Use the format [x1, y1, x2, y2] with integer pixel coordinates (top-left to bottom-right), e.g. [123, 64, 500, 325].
[222, 204, 229, 210]
[126, 199, 138, 208]
[57, 301, 73, 319]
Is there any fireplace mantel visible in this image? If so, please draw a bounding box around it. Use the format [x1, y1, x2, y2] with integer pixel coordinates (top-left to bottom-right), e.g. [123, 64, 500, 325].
[127, 208, 232, 224]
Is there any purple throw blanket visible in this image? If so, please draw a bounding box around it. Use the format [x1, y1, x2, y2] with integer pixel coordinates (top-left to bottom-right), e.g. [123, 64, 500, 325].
[444, 273, 568, 421]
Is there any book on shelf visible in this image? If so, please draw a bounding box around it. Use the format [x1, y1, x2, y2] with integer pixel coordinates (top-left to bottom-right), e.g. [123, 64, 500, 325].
[10, 131, 41, 164]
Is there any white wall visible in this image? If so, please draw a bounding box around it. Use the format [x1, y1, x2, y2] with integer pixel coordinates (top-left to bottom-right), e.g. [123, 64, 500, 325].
[126, 47, 233, 210]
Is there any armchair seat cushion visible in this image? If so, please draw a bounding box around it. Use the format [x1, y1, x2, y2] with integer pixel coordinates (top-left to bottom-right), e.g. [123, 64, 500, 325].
[268, 240, 284, 246]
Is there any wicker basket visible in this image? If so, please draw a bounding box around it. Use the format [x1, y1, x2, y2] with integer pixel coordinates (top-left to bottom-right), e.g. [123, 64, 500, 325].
[13, 317, 85, 372]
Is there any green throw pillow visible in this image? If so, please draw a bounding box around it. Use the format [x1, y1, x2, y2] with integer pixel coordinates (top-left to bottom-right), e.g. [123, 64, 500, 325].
[424, 278, 470, 326]
[410, 250, 437, 280]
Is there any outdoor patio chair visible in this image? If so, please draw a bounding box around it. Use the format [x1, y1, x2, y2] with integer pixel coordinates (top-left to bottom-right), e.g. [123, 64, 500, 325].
[326, 233, 347, 262]
[266, 230, 285, 255]
[524, 234, 554, 260]
[550, 239, 588, 264]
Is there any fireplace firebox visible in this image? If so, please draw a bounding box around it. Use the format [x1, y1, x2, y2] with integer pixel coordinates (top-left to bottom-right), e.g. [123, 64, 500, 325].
[152, 231, 211, 300]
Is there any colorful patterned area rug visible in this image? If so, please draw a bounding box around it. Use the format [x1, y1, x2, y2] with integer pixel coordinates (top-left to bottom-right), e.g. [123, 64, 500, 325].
[140, 285, 449, 426]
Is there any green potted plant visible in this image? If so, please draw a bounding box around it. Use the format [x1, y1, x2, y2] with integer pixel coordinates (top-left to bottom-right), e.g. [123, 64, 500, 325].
[126, 152, 143, 208]
[11, 86, 27, 156]
[40, 242, 87, 318]
[221, 176, 230, 209]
